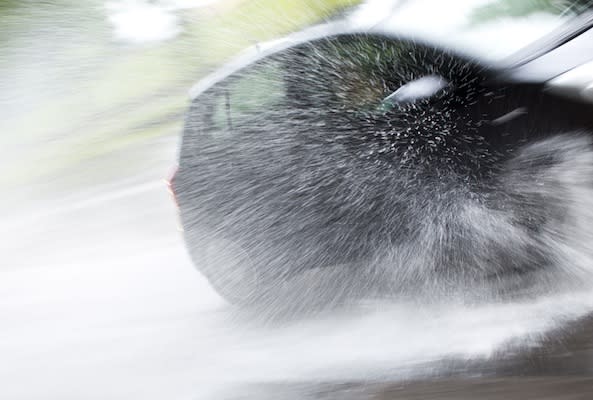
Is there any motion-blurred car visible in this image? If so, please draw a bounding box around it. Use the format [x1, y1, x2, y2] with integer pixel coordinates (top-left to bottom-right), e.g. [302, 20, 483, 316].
[170, 6, 593, 305]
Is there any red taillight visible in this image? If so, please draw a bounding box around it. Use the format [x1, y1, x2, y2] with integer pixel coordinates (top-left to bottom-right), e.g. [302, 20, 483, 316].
[167, 165, 179, 208]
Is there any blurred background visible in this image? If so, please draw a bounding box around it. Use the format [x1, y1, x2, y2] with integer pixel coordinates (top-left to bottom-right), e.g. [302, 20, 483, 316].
[0, 0, 359, 208]
[2, 0, 588, 209]
[2, 1, 593, 399]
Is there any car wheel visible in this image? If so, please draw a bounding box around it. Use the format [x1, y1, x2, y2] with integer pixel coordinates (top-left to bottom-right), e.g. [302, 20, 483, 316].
[183, 231, 278, 305]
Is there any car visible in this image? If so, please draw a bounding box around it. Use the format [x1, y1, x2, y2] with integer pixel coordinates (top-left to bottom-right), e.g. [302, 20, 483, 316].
[169, 5, 593, 305]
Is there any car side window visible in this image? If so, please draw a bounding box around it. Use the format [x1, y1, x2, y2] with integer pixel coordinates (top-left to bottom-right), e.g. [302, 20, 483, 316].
[189, 35, 466, 143]
[201, 59, 286, 137]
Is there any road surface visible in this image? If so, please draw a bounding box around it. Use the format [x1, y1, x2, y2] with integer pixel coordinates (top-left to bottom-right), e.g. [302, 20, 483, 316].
[3, 137, 593, 400]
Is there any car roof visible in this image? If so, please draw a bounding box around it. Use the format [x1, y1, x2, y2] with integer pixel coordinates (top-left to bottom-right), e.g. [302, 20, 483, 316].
[188, 20, 495, 100]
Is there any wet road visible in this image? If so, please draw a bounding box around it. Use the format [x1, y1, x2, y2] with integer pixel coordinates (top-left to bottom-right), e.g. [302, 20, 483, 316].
[2, 139, 593, 400]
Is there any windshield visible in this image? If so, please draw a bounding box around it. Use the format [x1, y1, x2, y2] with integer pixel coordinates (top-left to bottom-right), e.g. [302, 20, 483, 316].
[352, 0, 593, 61]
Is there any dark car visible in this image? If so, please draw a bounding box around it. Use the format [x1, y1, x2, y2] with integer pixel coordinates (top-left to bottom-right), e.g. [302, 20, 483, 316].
[170, 6, 593, 305]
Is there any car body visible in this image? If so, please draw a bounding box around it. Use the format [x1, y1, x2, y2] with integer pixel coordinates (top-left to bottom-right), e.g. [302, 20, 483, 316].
[170, 5, 593, 305]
